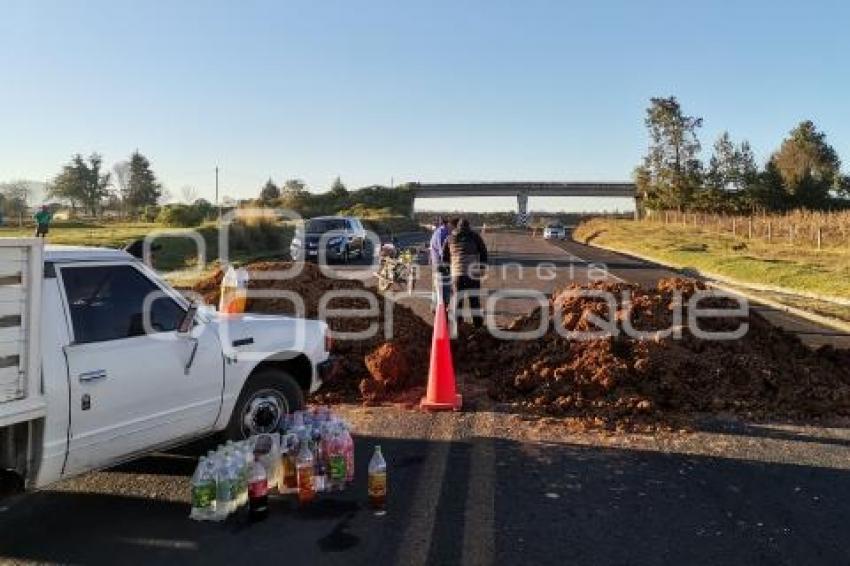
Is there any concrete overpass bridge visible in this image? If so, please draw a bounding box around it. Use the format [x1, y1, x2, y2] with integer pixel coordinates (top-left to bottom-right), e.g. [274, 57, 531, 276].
[409, 182, 638, 221]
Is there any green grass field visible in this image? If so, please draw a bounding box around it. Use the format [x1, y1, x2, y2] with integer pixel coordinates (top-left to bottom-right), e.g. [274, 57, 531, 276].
[573, 218, 850, 300]
[0, 221, 292, 281]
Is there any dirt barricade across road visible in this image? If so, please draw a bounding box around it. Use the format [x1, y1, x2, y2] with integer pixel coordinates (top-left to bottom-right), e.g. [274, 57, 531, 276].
[459, 277, 850, 431]
[194, 260, 850, 432]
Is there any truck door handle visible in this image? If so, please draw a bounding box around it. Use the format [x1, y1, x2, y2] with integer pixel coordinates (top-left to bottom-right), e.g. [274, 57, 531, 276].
[79, 369, 107, 383]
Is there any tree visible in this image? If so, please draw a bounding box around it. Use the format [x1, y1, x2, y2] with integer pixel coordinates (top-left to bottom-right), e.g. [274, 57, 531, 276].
[48, 153, 111, 215]
[329, 176, 348, 198]
[180, 185, 199, 204]
[159, 187, 173, 205]
[279, 179, 309, 210]
[259, 178, 280, 202]
[0, 181, 30, 224]
[741, 160, 787, 212]
[125, 151, 162, 211]
[769, 120, 840, 208]
[193, 197, 214, 219]
[639, 96, 704, 211]
[706, 132, 757, 192]
[112, 160, 130, 201]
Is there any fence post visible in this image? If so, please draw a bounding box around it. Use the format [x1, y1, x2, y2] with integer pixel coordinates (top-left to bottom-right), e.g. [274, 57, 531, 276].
[767, 221, 772, 242]
[748, 218, 753, 239]
[817, 226, 823, 250]
[732, 218, 737, 236]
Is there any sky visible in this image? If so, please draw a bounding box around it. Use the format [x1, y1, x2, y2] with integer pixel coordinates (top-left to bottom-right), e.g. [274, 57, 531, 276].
[1, 0, 849, 213]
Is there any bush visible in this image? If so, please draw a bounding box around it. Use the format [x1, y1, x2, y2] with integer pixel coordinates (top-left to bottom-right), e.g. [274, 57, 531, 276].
[142, 205, 161, 223]
[157, 204, 205, 227]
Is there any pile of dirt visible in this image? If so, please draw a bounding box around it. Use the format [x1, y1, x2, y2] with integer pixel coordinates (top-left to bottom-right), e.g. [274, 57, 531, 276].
[457, 278, 850, 430]
[195, 265, 850, 429]
[192, 262, 432, 402]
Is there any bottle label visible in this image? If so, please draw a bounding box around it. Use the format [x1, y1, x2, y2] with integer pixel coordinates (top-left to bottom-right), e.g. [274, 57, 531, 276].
[297, 466, 314, 493]
[329, 455, 346, 482]
[368, 472, 386, 497]
[249, 478, 268, 498]
[192, 481, 215, 509]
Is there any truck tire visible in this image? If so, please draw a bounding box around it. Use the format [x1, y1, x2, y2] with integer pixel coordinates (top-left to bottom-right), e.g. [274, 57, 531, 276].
[226, 369, 305, 440]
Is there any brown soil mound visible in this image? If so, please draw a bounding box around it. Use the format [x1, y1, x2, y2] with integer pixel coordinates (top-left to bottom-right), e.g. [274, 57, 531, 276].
[192, 262, 432, 402]
[195, 265, 850, 430]
[361, 342, 413, 402]
[458, 278, 850, 430]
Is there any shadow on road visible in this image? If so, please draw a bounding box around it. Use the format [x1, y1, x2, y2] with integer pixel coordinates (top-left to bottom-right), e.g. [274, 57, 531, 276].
[1, 431, 848, 565]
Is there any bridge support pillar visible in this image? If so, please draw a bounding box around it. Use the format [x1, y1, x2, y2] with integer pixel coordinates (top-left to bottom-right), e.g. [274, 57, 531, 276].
[516, 192, 529, 225]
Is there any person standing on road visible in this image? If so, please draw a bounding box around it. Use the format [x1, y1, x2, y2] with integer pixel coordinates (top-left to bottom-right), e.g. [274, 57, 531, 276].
[33, 205, 52, 238]
[442, 218, 488, 329]
[429, 216, 452, 309]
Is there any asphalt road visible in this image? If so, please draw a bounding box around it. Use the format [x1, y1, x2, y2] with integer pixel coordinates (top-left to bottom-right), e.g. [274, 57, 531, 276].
[1, 230, 849, 565]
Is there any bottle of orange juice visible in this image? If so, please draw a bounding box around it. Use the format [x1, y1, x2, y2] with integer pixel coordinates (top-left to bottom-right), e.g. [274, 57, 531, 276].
[219, 266, 249, 314]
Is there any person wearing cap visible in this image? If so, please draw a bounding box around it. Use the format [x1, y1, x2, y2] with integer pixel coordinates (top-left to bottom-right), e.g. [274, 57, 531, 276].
[428, 216, 452, 310]
[33, 205, 51, 238]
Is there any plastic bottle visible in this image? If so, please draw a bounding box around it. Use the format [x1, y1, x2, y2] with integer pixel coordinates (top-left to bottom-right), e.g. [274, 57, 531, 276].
[296, 436, 315, 506]
[326, 425, 347, 491]
[368, 445, 387, 511]
[190, 457, 217, 521]
[281, 433, 298, 493]
[313, 430, 327, 493]
[214, 455, 237, 519]
[219, 266, 249, 314]
[248, 456, 269, 521]
[340, 422, 355, 484]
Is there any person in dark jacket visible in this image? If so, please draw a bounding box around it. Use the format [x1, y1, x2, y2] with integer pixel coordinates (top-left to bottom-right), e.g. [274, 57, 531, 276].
[442, 218, 488, 328]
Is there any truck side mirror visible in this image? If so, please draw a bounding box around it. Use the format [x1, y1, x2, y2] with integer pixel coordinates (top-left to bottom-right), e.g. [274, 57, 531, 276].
[178, 304, 198, 334]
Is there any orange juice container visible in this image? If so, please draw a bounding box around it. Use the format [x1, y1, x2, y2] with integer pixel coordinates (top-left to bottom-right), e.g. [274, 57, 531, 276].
[219, 266, 249, 314]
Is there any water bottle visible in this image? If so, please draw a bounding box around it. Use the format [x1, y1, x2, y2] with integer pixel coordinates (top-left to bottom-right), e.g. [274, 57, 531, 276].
[213, 456, 234, 520]
[189, 457, 217, 521]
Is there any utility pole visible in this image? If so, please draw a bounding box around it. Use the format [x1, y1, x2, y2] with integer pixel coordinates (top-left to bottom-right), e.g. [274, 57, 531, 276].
[215, 166, 220, 220]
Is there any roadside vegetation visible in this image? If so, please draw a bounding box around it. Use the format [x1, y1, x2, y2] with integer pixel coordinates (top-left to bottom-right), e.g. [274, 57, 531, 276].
[574, 217, 850, 299]
[634, 96, 849, 215]
[0, 220, 292, 278]
[574, 96, 850, 310]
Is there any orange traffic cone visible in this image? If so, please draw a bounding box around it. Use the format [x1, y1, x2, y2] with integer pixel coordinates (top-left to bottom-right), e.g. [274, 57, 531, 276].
[420, 293, 462, 411]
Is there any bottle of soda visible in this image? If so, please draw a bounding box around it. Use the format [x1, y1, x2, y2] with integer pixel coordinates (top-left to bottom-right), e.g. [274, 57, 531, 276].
[248, 456, 269, 521]
[281, 433, 298, 493]
[368, 445, 387, 511]
[327, 425, 346, 491]
[296, 436, 315, 506]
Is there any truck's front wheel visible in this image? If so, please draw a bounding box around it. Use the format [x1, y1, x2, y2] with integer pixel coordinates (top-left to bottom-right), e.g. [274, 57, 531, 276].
[226, 370, 305, 440]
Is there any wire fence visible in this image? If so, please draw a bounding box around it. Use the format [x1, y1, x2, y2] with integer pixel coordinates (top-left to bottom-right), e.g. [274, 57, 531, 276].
[644, 209, 850, 251]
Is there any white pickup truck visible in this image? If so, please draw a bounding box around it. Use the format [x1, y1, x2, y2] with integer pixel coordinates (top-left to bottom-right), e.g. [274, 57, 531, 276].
[0, 240, 332, 492]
